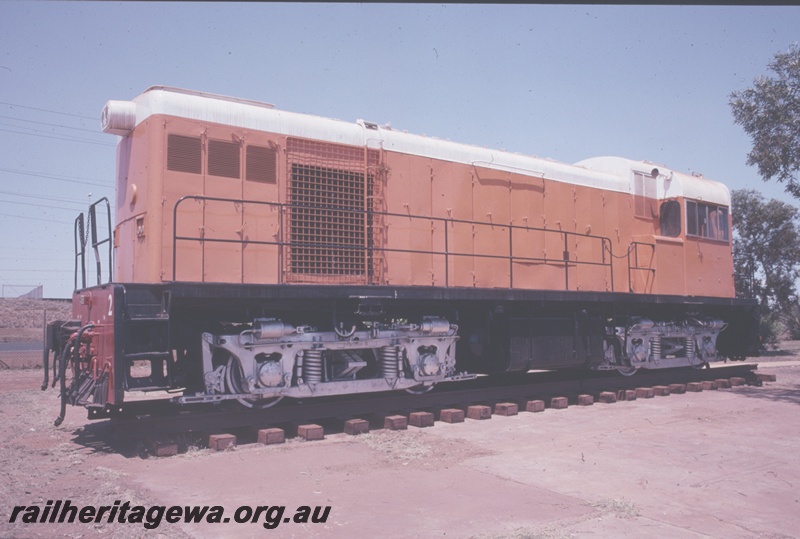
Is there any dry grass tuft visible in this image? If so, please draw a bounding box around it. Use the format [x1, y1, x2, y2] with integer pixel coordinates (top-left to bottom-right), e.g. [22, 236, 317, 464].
[358, 430, 432, 462]
[588, 498, 641, 518]
[472, 526, 574, 539]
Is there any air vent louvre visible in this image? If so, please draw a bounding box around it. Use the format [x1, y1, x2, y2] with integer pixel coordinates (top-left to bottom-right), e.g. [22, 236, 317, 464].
[208, 139, 240, 178]
[246, 145, 277, 183]
[167, 135, 202, 174]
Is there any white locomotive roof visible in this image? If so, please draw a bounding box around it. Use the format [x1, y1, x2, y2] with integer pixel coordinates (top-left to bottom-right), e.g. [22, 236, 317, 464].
[102, 86, 729, 206]
[575, 156, 731, 207]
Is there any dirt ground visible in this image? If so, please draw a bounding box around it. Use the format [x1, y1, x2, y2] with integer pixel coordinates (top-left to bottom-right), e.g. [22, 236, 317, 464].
[1, 351, 798, 538]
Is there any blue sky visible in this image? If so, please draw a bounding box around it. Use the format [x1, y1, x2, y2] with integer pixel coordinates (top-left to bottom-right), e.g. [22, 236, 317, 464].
[1, 3, 799, 298]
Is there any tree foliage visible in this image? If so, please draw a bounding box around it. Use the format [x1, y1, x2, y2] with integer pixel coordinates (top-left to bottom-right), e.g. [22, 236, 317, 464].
[732, 189, 800, 342]
[729, 45, 800, 198]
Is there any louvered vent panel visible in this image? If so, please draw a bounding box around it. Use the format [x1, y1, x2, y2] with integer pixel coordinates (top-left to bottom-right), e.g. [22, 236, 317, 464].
[246, 145, 277, 183]
[167, 135, 202, 174]
[208, 140, 241, 178]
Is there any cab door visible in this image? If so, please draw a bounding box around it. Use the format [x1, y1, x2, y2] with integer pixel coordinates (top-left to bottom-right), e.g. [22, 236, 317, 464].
[653, 199, 686, 295]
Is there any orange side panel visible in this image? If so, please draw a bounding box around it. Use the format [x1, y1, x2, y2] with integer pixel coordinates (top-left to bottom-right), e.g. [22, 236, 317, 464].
[629, 235, 656, 294]
[382, 154, 413, 286]
[573, 185, 609, 291]
[653, 237, 686, 295]
[472, 167, 511, 288]
[509, 228, 539, 289]
[406, 158, 435, 286]
[201, 126, 245, 284]
[508, 172, 545, 288]
[115, 120, 158, 284]
[507, 172, 564, 290]
[170, 195, 204, 282]
[542, 180, 576, 290]
[684, 240, 734, 297]
[430, 160, 465, 287]
[241, 187, 281, 285]
[202, 197, 243, 283]
[447, 220, 475, 287]
[241, 136, 282, 285]
[114, 216, 136, 282]
[601, 192, 624, 292]
[161, 118, 205, 283]
[444, 166, 475, 288]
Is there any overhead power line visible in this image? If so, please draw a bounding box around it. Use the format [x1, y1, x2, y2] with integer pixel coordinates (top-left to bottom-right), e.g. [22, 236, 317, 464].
[0, 199, 88, 212]
[0, 101, 97, 120]
[0, 268, 74, 273]
[0, 212, 73, 224]
[0, 167, 111, 187]
[0, 256, 72, 262]
[0, 127, 115, 147]
[0, 247, 74, 253]
[0, 189, 90, 206]
[0, 114, 101, 134]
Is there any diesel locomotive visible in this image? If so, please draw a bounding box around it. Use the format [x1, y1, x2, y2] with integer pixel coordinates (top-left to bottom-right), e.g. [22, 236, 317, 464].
[47, 86, 758, 422]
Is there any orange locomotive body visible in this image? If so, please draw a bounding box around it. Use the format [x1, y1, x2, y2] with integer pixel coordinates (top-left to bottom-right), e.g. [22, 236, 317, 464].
[50, 87, 758, 420]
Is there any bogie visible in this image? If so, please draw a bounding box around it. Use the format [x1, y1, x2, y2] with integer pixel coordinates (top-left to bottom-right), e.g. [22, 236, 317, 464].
[179, 316, 470, 405]
[601, 317, 727, 373]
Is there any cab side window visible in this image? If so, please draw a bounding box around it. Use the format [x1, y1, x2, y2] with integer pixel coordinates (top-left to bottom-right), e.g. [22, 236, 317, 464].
[633, 171, 657, 219]
[686, 200, 729, 241]
[659, 200, 681, 237]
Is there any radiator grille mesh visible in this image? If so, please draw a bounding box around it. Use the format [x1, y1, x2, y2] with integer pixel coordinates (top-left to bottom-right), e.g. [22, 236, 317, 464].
[286, 138, 383, 283]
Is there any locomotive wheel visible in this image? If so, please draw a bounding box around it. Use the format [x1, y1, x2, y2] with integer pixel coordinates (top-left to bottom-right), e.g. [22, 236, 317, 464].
[225, 356, 284, 409]
[405, 383, 436, 395]
[616, 366, 639, 376]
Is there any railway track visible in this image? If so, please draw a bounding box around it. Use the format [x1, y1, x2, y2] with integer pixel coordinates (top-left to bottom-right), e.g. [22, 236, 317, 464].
[106, 363, 761, 441]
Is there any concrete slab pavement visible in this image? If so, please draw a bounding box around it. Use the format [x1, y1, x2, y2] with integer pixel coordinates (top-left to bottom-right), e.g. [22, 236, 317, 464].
[117, 363, 800, 538]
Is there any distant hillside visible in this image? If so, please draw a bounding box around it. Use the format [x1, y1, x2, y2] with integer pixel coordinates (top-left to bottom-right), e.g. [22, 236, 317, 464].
[0, 298, 72, 341]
